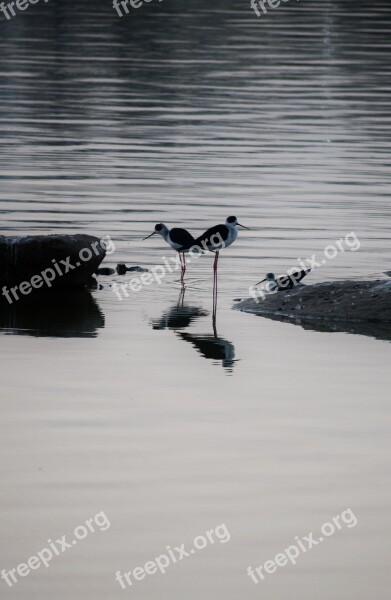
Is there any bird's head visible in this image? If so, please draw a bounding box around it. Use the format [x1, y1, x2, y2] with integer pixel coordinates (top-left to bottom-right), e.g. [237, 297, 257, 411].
[142, 223, 169, 241]
[256, 273, 276, 286]
[226, 216, 250, 230]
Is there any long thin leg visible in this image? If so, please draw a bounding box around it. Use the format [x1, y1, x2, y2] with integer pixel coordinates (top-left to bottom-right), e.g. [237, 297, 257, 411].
[179, 253, 185, 286]
[177, 286, 185, 307]
[215, 251, 219, 307]
[182, 252, 186, 282]
[212, 313, 217, 337]
[214, 251, 219, 307]
[212, 251, 219, 330]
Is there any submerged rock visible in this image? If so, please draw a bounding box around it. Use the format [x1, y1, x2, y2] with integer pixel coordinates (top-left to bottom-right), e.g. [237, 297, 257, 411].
[234, 280, 391, 323]
[0, 234, 106, 291]
[116, 264, 149, 275]
[96, 267, 116, 276]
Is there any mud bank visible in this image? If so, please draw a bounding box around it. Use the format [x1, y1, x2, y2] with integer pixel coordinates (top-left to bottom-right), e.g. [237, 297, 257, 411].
[234, 280, 391, 340]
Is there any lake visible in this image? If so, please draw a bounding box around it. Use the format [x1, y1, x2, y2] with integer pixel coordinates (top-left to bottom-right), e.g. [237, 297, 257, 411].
[0, 0, 390, 598]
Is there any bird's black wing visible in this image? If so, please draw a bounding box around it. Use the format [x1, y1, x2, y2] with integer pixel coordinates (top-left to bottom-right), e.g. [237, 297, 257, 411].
[192, 224, 227, 250]
[293, 268, 311, 282]
[277, 268, 311, 289]
[170, 228, 196, 250]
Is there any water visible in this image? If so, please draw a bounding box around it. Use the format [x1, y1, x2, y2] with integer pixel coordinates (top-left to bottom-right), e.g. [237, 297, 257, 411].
[0, 0, 390, 598]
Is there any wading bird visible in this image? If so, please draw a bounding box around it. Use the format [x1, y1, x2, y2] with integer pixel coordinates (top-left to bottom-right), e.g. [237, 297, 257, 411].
[142, 223, 195, 285]
[256, 269, 311, 292]
[191, 216, 250, 323]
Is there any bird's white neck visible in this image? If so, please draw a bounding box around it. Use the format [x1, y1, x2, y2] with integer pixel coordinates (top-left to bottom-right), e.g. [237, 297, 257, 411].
[226, 223, 238, 246]
[158, 228, 170, 242]
[266, 280, 277, 292]
[226, 222, 237, 232]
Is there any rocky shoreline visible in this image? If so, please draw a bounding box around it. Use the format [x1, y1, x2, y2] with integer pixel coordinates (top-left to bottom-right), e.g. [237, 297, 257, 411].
[234, 279, 391, 329]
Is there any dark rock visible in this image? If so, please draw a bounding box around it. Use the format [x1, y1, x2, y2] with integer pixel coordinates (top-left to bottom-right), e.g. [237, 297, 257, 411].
[96, 267, 116, 276]
[234, 280, 391, 342]
[0, 234, 106, 291]
[234, 280, 391, 322]
[128, 266, 149, 273]
[116, 263, 127, 275]
[116, 264, 148, 274]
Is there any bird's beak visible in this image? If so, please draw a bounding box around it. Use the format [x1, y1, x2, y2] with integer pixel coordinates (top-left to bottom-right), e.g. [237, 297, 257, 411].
[255, 278, 266, 286]
[142, 231, 156, 241]
[237, 223, 250, 230]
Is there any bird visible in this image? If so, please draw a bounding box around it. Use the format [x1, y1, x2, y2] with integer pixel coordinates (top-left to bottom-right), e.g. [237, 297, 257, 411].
[191, 216, 249, 253]
[142, 223, 195, 285]
[255, 269, 311, 292]
[189, 216, 250, 320]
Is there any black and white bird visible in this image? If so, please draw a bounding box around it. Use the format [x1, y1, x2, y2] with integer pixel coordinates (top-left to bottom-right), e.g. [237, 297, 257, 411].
[142, 223, 195, 284]
[191, 216, 249, 254]
[190, 216, 250, 317]
[256, 269, 311, 292]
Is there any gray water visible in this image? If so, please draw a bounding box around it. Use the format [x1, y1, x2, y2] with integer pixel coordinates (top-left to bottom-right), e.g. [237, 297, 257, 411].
[0, 1, 390, 598]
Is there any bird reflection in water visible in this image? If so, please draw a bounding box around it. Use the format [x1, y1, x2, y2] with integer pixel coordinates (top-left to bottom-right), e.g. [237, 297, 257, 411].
[151, 290, 208, 331]
[150, 289, 237, 372]
[176, 331, 236, 372]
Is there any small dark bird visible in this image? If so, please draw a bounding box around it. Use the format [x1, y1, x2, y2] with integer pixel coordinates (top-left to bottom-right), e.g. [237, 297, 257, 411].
[142, 223, 196, 284]
[256, 269, 311, 292]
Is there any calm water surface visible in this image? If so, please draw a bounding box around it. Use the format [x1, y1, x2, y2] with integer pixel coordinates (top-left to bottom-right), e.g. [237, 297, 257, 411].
[0, 1, 390, 598]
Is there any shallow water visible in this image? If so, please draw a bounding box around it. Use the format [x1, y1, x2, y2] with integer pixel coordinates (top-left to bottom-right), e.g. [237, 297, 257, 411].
[0, 0, 390, 598]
